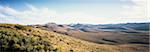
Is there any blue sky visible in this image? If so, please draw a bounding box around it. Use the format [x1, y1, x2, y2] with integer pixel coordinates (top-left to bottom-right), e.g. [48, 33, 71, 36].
[0, 0, 149, 24]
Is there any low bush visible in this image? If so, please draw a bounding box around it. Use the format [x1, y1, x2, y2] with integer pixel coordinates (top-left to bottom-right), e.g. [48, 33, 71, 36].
[0, 29, 54, 52]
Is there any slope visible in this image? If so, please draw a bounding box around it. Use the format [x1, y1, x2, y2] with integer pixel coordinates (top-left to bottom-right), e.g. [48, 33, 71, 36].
[0, 24, 148, 52]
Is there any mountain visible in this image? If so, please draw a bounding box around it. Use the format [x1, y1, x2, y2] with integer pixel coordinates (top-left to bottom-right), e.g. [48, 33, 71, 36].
[0, 24, 149, 52]
[70, 23, 150, 31]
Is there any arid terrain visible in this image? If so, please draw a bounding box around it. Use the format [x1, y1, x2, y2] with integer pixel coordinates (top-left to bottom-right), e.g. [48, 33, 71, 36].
[0, 23, 149, 52]
[32, 23, 149, 45]
[0, 0, 149, 52]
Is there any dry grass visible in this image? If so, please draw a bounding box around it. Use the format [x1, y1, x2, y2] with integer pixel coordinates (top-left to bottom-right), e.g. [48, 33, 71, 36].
[0, 24, 149, 52]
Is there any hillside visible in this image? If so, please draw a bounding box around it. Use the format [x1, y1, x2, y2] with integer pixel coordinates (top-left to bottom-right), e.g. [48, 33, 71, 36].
[31, 23, 149, 45]
[0, 24, 149, 52]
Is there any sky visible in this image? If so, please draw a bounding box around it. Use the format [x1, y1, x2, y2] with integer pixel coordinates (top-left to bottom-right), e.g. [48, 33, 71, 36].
[0, 0, 149, 24]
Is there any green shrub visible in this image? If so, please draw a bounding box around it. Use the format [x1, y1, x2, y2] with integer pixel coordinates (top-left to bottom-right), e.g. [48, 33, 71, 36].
[13, 44, 21, 49]
[0, 29, 54, 52]
[70, 48, 74, 52]
[0, 24, 32, 30]
[15, 25, 25, 29]
[31, 37, 38, 43]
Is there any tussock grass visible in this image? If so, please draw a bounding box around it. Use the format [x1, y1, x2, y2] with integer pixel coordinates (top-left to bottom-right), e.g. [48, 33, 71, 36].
[0, 24, 148, 52]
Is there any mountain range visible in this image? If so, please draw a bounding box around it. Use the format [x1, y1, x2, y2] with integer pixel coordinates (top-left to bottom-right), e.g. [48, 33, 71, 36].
[31, 22, 149, 45]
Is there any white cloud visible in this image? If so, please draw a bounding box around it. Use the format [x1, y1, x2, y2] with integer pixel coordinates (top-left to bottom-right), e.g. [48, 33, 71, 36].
[121, 0, 149, 21]
[0, 2, 149, 25]
[0, 4, 57, 24]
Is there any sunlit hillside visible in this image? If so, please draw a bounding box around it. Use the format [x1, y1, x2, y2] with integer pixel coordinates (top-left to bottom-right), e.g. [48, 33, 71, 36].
[0, 24, 149, 52]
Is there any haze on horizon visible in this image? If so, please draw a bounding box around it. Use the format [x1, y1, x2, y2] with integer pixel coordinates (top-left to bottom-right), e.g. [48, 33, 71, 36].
[0, 0, 149, 25]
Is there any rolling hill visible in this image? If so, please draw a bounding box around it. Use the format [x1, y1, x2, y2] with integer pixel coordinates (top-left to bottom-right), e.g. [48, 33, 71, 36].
[31, 23, 149, 45]
[0, 24, 149, 52]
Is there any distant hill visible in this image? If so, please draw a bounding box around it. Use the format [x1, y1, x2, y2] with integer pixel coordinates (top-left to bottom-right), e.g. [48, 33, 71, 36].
[70, 23, 150, 31]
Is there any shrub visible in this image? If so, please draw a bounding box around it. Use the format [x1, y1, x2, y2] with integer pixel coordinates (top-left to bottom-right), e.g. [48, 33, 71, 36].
[0, 29, 54, 52]
[70, 48, 74, 52]
[31, 37, 38, 43]
[15, 25, 25, 29]
[13, 44, 21, 49]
